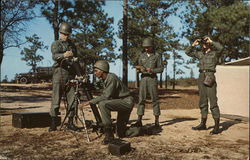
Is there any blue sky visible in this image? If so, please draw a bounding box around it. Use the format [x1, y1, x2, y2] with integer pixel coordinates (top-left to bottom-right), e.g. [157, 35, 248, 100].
[1, 1, 198, 82]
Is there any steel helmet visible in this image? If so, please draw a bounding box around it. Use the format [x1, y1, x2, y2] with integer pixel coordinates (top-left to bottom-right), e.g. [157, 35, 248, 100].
[142, 38, 153, 47]
[94, 60, 109, 73]
[59, 22, 72, 35]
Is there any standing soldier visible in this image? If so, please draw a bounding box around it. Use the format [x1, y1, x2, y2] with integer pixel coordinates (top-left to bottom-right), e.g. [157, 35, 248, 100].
[186, 36, 223, 134]
[82, 60, 134, 144]
[49, 22, 83, 131]
[133, 37, 164, 128]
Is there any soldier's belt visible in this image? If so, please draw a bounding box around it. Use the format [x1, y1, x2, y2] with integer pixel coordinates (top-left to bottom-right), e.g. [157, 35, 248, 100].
[141, 74, 157, 78]
[199, 69, 216, 73]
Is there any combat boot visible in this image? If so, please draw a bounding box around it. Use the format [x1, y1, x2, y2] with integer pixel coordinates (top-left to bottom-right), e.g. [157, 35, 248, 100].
[48, 117, 57, 132]
[67, 117, 80, 131]
[131, 120, 142, 127]
[192, 118, 207, 130]
[131, 115, 143, 127]
[210, 118, 220, 135]
[102, 127, 114, 145]
[154, 115, 161, 128]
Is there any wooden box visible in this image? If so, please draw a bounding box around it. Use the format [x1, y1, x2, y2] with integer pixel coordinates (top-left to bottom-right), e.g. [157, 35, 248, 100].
[108, 139, 131, 155]
[12, 112, 61, 128]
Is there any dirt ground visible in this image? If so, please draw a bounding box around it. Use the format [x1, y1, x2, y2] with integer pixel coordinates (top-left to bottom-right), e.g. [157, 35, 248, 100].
[0, 83, 249, 160]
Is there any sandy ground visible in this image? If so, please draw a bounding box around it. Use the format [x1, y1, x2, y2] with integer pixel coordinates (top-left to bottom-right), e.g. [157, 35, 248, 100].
[0, 83, 249, 160]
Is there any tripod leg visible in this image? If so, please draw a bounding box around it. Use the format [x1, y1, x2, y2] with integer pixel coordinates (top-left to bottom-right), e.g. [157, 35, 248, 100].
[59, 109, 71, 130]
[79, 109, 90, 142]
[85, 90, 102, 126]
[60, 96, 77, 131]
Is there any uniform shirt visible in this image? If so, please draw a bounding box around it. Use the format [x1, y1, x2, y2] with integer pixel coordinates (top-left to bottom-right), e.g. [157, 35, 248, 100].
[90, 73, 131, 105]
[186, 42, 223, 70]
[138, 52, 164, 75]
[51, 39, 77, 68]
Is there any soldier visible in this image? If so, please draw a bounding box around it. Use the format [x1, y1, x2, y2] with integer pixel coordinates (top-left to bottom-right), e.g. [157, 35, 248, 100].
[82, 60, 134, 145]
[186, 36, 223, 134]
[49, 22, 83, 131]
[133, 37, 164, 128]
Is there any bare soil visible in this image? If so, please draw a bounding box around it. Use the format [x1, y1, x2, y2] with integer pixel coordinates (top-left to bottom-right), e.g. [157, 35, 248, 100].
[0, 83, 249, 160]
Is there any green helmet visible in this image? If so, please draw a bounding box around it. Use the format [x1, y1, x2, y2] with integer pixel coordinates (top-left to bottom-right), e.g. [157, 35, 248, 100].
[142, 38, 153, 47]
[59, 22, 72, 35]
[94, 60, 109, 73]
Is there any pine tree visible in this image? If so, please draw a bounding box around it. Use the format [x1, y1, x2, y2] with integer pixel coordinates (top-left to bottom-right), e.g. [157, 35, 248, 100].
[118, 0, 179, 86]
[40, 0, 116, 79]
[172, 50, 185, 90]
[20, 34, 48, 72]
[179, 0, 250, 62]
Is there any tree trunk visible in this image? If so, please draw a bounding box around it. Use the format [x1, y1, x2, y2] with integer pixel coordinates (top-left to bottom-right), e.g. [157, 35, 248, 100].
[159, 73, 162, 88]
[165, 62, 168, 89]
[0, 39, 3, 65]
[136, 71, 140, 88]
[92, 63, 96, 83]
[53, 0, 59, 41]
[122, 0, 128, 86]
[173, 55, 176, 90]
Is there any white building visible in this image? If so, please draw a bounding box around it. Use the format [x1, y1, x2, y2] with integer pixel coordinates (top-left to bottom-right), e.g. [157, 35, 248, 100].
[216, 57, 249, 118]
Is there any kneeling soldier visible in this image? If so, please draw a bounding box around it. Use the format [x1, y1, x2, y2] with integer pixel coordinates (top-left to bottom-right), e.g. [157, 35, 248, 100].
[82, 60, 134, 144]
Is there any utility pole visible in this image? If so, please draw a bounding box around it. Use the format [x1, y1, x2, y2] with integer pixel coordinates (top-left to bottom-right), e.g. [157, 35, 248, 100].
[122, 0, 128, 86]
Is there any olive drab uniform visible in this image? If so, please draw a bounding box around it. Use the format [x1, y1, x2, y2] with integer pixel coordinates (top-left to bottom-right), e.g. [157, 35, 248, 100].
[137, 52, 164, 116]
[186, 42, 223, 120]
[90, 73, 134, 137]
[50, 39, 78, 118]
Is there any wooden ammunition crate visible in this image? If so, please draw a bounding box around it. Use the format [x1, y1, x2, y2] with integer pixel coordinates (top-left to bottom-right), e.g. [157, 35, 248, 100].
[108, 139, 131, 155]
[12, 112, 61, 128]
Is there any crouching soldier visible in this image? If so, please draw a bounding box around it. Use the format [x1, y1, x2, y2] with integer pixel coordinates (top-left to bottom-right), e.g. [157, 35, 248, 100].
[82, 60, 134, 144]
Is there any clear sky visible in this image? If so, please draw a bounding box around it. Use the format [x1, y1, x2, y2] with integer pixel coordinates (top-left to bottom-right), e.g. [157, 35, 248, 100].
[1, 1, 199, 82]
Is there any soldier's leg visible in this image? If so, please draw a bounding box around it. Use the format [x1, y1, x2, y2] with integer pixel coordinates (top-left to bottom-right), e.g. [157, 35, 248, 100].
[50, 82, 62, 117]
[117, 110, 132, 138]
[98, 99, 133, 144]
[134, 78, 147, 127]
[65, 86, 79, 131]
[208, 82, 220, 134]
[192, 74, 208, 130]
[137, 78, 147, 116]
[148, 78, 160, 126]
[49, 82, 62, 131]
[98, 99, 133, 127]
[207, 83, 220, 119]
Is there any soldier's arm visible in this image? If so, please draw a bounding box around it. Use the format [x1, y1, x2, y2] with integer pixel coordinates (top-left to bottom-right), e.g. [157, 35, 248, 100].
[211, 41, 223, 57]
[152, 54, 164, 73]
[136, 54, 146, 73]
[71, 41, 78, 57]
[185, 46, 200, 58]
[51, 41, 64, 61]
[90, 76, 116, 105]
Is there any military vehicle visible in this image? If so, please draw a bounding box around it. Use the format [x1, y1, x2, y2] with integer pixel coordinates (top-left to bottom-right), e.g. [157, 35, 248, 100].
[15, 67, 53, 84]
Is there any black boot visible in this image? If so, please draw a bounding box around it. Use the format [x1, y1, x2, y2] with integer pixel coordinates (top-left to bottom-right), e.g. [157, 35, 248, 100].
[67, 117, 80, 131]
[192, 118, 207, 130]
[102, 127, 114, 145]
[210, 118, 220, 135]
[131, 115, 143, 127]
[154, 115, 160, 128]
[48, 117, 57, 132]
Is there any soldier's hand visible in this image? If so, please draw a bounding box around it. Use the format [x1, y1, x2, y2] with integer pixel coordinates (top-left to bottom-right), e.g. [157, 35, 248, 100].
[146, 68, 153, 73]
[79, 101, 91, 110]
[192, 39, 200, 46]
[64, 51, 73, 58]
[203, 37, 212, 43]
[135, 65, 146, 72]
